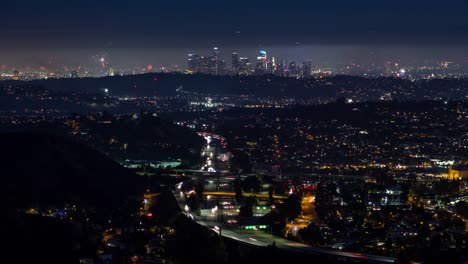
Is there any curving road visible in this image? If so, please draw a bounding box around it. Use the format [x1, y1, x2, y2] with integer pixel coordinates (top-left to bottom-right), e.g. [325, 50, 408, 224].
[172, 133, 397, 263]
[173, 183, 396, 263]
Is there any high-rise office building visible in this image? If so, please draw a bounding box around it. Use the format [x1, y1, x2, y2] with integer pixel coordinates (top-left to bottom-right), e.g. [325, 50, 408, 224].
[213, 47, 219, 75]
[200, 56, 211, 74]
[254, 50, 269, 75]
[239, 57, 251, 75]
[70, 71, 79, 78]
[302, 61, 312, 76]
[275, 62, 284, 76]
[232, 52, 239, 74]
[267, 61, 274, 74]
[271, 57, 277, 73]
[188, 48, 226, 75]
[255, 56, 265, 74]
[216, 59, 226, 75]
[288, 61, 297, 76]
[12, 70, 19, 81]
[188, 54, 201, 72]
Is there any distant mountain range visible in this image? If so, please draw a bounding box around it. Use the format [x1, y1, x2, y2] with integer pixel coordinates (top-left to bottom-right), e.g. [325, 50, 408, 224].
[3, 73, 467, 100]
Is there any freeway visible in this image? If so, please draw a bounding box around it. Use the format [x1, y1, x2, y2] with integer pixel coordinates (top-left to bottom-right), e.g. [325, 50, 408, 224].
[173, 187, 268, 247]
[200, 191, 287, 200]
[171, 133, 396, 263]
[173, 182, 396, 263]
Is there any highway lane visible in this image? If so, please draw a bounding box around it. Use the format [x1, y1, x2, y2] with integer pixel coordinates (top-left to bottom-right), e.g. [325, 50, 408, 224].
[173, 186, 267, 248]
[237, 228, 396, 263]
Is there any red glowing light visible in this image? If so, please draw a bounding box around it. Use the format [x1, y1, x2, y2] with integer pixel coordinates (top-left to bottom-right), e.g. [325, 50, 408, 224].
[1, 64, 7, 70]
[147, 65, 153, 71]
[303, 185, 316, 191]
[146, 213, 153, 218]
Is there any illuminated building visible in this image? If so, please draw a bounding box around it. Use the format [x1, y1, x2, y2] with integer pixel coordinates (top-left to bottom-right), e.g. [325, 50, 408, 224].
[448, 163, 468, 180]
[288, 61, 297, 76]
[70, 71, 79, 78]
[302, 61, 312, 76]
[213, 47, 219, 75]
[266, 61, 274, 74]
[232, 52, 239, 74]
[188, 51, 223, 75]
[13, 70, 20, 80]
[255, 56, 264, 73]
[189, 54, 208, 73]
[270, 57, 277, 72]
[255, 50, 268, 74]
[188, 54, 201, 72]
[199, 56, 211, 73]
[260, 50, 268, 70]
[275, 62, 284, 76]
[381, 185, 402, 206]
[238, 57, 250, 75]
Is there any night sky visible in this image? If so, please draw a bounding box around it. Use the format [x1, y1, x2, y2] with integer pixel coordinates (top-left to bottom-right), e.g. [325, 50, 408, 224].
[1, 0, 467, 66]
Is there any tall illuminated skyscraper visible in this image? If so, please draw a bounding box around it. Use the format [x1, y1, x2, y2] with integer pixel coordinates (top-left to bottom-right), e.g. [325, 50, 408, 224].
[288, 61, 297, 76]
[239, 57, 250, 75]
[213, 47, 219, 75]
[260, 50, 268, 70]
[255, 50, 268, 74]
[232, 52, 239, 74]
[188, 54, 201, 72]
[302, 61, 312, 76]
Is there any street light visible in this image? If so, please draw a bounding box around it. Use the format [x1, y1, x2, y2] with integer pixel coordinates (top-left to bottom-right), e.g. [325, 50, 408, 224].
[213, 225, 222, 236]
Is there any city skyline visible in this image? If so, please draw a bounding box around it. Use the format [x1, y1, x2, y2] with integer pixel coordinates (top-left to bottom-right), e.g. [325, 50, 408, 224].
[1, 45, 467, 76]
[1, 0, 468, 69]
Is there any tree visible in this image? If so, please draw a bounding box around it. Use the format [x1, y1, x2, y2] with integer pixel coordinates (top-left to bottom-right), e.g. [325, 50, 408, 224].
[268, 187, 274, 205]
[233, 178, 243, 204]
[242, 175, 261, 193]
[273, 181, 287, 196]
[281, 193, 302, 220]
[187, 193, 200, 215]
[194, 181, 205, 205]
[229, 151, 252, 174]
[239, 196, 257, 218]
[454, 201, 468, 218]
[373, 168, 393, 187]
[298, 223, 324, 246]
[432, 179, 459, 196]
